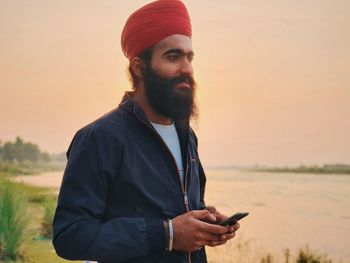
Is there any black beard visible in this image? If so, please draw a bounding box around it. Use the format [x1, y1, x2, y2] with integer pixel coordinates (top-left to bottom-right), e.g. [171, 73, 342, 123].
[142, 64, 197, 123]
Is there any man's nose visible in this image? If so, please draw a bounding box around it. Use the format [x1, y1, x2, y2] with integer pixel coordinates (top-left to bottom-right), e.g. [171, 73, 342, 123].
[180, 58, 193, 76]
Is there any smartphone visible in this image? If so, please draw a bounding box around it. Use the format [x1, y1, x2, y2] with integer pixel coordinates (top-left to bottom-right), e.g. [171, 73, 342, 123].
[218, 212, 249, 226]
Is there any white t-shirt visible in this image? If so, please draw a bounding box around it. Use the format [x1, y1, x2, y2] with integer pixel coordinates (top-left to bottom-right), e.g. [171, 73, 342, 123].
[151, 122, 184, 184]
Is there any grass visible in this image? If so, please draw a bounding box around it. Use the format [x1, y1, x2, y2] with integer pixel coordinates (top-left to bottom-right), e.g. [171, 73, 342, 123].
[0, 161, 66, 176]
[19, 200, 74, 263]
[296, 246, 333, 263]
[0, 180, 29, 261]
[206, 235, 267, 263]
[8, 181, 52, 204]
[40, 197, 57, 239]
[17, 184, 83, 263]
[0, 173, 80, 263]
[206, 236, 341, 263]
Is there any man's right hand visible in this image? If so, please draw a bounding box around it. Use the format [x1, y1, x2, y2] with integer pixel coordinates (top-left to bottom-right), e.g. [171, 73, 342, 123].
[171, 210, 234, 252]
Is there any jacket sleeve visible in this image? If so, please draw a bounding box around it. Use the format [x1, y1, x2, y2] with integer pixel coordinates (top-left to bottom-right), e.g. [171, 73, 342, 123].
[52, 126, 166, 262]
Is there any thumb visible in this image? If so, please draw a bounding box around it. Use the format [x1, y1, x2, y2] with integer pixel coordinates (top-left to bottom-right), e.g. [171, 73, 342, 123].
[190, 210, 216, 222]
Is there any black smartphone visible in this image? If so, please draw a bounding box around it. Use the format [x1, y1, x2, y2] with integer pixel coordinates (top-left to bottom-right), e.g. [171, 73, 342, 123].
[218, 212, 249, 226]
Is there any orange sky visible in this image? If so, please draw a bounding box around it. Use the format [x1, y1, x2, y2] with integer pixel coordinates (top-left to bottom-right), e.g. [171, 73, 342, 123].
[1, 0, 349, 166]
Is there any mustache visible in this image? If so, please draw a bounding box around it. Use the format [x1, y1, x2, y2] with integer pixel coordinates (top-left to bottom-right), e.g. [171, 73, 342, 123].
[144, 64, 195, 89]
[170, 75, 195, 88]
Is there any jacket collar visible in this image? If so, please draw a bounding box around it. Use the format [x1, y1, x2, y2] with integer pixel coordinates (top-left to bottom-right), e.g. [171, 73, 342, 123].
[119, 91, 190, 163]
[119, 91, 149, 123]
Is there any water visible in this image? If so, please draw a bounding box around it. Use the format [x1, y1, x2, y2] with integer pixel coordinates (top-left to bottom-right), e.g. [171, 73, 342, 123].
[13, 170, 350, 262]
[205, 169, 350, 262]
[13, 171, 63, 192]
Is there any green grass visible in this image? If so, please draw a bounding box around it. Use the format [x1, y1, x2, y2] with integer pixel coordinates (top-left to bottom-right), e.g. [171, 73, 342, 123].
[0, 180, 29, 261]
[19, 201, 76, 263]
[40, 197, 57, 239]
[0, 175, 80, 263]
[5, 180, 52, 204]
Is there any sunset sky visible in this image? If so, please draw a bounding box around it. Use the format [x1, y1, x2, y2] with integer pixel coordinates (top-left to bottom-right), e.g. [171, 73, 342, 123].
[1, 0, 349, 166]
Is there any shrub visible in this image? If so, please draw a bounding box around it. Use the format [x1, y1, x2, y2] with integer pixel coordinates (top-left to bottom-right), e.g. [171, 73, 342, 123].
[260, 253, 274, 263]
[296, 246, 333, 263]
[40, 197, 57, 239]
[0, 179, 29, 261]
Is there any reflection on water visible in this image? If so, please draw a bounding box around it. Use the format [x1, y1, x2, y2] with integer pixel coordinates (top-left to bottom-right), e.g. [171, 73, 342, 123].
[13, 170, 350, 261]
[205, 169, 350, 262]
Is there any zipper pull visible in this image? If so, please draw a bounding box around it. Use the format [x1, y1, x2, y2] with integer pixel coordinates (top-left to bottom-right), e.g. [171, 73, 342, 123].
[184, 192, 189, 205]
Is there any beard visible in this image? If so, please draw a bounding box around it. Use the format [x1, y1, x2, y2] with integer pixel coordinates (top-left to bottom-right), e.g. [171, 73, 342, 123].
[142, 64, 198, 123]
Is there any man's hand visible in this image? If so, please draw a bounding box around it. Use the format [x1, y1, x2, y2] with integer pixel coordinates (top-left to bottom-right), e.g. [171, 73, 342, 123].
[205, 206, 228, 224]
[171, 210, 235, 252]
[205, 206, 240, 246]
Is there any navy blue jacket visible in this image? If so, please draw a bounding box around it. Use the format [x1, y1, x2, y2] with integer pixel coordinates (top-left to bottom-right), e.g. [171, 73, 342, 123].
[53, 93, 208, 263]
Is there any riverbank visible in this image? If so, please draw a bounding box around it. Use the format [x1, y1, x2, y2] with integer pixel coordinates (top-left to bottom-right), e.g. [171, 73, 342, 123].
[12, 171, 63, 192]
[0, 160, 66, 176]
[247, 163, 350, 175]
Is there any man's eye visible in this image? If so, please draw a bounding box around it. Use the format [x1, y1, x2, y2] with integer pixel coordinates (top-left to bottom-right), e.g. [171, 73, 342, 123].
[168, 55, 178, 61]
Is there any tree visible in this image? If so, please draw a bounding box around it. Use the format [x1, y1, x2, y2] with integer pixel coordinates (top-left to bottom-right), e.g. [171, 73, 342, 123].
[0, 137, 44, 162]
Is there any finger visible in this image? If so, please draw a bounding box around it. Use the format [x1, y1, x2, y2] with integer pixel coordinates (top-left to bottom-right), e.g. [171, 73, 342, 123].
[190, 210, 216, 222]
[207, 213, 217, 223]
[220, 215, 229, 222]
[205, 207, 225, 223]
[198, 232, 222, 242]
[197, 221, 229, 235]
[228, 222, 240, 233]
[205, 206, 217, 213]
[219, 231, 235, 241]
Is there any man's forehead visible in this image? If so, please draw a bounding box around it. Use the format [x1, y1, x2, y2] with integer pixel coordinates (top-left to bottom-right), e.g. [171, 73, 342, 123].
[153, 34, 193, 54]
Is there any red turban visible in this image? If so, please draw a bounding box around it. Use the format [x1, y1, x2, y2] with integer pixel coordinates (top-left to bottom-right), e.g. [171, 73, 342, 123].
[121, 0, 192, 60]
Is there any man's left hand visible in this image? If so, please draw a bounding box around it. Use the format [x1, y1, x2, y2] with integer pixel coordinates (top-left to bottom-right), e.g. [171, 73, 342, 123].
[205, 206, 240, 247]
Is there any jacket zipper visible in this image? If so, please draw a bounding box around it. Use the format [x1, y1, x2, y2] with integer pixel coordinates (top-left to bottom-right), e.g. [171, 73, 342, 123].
[134, 114, 193, 263]
[134, 114, 190, 211]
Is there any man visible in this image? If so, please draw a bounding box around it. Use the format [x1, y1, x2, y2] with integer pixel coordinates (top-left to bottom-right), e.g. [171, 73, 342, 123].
[53, 1, 240, 262]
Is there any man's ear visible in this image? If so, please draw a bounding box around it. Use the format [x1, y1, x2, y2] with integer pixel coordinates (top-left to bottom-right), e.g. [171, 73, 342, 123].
[130, 57, 144, 78]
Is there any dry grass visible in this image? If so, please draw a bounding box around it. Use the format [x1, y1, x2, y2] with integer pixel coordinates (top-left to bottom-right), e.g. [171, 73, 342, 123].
[206, 235, 339, 263]
[206, 234, 267, 263]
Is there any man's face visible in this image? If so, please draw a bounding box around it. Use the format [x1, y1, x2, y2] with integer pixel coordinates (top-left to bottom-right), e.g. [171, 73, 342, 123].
[142, 34, 197, 122]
